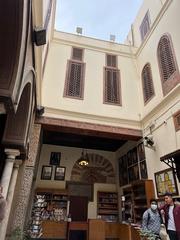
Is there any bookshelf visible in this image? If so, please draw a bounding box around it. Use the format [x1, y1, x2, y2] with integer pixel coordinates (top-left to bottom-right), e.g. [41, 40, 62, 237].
[133, 180, 155, 223]
[119, 143, 148, 187]
[122, 180, 155, 224]
[122, 186, 133, 222]
[97, 191, 118, 222]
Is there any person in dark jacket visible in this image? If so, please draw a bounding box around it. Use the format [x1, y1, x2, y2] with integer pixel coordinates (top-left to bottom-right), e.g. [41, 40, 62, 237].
[160, 192, 180, 240]
[0, 185, 6, 222]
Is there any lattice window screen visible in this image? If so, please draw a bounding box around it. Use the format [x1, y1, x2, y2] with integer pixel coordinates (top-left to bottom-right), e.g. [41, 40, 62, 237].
[158, 36, 176, 82]
[177, 115, 180, 126]
[65, 61, 84, 98]
[173, 111, 180, 131]
[104, 68, 120, 104]
[140, 11, 150, 41]
[142, 63, 154, 103]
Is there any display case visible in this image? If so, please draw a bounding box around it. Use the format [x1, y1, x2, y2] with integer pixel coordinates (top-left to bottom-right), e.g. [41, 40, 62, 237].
[35, 188, 68, 221]
[30, 188, 68, 238]
[97, 191, 118, 222]
[30, 195, 45, 238]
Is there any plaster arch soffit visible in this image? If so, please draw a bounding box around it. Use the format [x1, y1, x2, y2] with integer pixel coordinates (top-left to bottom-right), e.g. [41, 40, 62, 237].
[71, 153, 116, 184]
[0, 0, 32, 110]
[2, 71, 35, 153]
[17, 68, 36, 107]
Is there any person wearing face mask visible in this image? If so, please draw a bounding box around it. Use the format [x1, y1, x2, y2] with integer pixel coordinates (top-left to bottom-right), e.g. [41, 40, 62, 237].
[142, 199, 162, 238]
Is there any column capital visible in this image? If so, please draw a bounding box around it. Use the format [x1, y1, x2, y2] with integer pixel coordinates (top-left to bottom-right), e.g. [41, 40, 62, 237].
[5, 149, 20, 159]
[14, 160, 23, 168]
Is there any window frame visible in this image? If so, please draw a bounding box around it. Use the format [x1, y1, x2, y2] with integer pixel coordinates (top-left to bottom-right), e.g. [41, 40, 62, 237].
[64, 59, 85, 100]
[173, 110, 180, 132]
[103, 65, 121, 106]
[141, 63, 155, 104]
[64, 47, 85, 99]
[71, 47, 84, 62]
[157, 33, 180, 96]
[106, 54, 117, 68]
[140, 11, 150, 42]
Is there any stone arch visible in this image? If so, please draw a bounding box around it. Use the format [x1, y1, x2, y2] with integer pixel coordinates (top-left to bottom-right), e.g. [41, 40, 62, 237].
[0, 0, 32, 111]
[2, 70, 35, 155]
[71, 153, 115, 184]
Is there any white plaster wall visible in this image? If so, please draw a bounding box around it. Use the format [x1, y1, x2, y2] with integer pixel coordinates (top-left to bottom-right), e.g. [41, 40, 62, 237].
[39, 0, 180, 208]
[142, 100, 180, 197]
[42, 0, 56, 69]
[43, 0, 50, 24]
[42, 33, 141, 128]
[135, 0, 180, 196]
[137, 0, 180, 118]
[125, 0, 167, 47]
[35, 144, 117, 219]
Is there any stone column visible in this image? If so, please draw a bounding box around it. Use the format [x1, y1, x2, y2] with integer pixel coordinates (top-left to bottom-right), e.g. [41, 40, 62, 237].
[12, 124, 41, 230]
[0, 161, 22, 240]
[0, 149, 20, 199]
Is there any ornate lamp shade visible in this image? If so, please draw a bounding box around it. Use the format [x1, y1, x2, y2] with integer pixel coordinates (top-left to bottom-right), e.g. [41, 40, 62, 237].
[78, 149, 89, 166]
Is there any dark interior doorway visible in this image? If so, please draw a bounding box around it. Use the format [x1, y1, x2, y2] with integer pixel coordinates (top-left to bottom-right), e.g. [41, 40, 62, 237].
[69, 230, 87, 240]
[69, 196, 88, 221]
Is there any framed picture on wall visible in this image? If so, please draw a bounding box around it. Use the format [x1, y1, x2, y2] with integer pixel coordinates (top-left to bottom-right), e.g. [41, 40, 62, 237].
[155, 168, 179, 197]
[50, 152, 61, 166]
[54, 166, 66, 181]
[41, 165, 53, 180]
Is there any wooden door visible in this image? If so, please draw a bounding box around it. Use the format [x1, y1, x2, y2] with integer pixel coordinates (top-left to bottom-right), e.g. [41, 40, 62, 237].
[69, 196, 88, 221]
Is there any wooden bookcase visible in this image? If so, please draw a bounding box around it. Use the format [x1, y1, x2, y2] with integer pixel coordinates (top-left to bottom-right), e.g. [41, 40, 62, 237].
[123, 186, 133, 222]
[122, 180, 155, 224]
[97, 191, 118, 222]
[119, 143, 148, 187]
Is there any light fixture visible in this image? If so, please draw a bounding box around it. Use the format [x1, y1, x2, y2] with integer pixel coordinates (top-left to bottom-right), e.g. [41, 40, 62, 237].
[34, 27, 46, 46]
[78, 149, 89, 166]
[144, 135, 154, 147]
[144, 135, 156, 150]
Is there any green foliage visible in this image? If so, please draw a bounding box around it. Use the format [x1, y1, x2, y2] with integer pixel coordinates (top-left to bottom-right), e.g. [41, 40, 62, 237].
[140, 229, 159, 240]
[9, 227, 31, 240]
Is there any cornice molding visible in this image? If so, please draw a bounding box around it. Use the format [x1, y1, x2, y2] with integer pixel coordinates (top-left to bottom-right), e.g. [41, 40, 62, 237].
[43, 107, 142, 129]
[36, 116, 142, 140]
[53, 31, 137, 58]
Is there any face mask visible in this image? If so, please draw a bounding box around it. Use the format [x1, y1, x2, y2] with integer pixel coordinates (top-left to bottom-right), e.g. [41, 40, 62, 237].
[151, 204, 157, 210]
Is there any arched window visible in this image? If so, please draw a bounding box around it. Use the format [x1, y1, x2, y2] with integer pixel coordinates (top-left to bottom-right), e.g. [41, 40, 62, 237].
[157, 34, 180, 95]
[142, 63, 154, 103]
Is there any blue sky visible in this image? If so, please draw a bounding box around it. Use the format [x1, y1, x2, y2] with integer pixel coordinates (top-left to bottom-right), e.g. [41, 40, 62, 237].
[55, 0, 143, 43]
